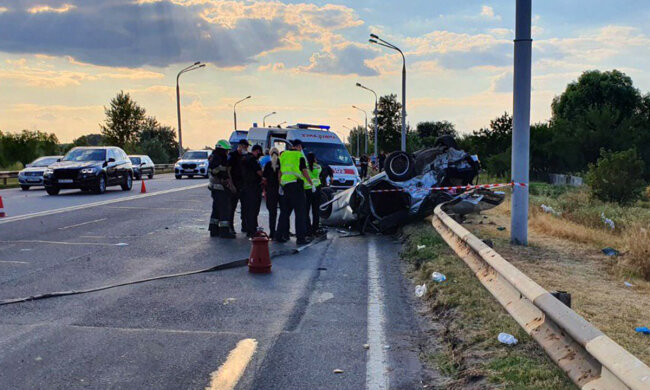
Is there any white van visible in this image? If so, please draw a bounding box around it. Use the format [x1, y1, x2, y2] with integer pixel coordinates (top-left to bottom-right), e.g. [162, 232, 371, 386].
[247, 123, 360, 190]
[228, 130, 248, 149]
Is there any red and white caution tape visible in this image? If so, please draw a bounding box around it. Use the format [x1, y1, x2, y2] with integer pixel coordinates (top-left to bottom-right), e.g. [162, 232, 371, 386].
[370, 182, 527, 193]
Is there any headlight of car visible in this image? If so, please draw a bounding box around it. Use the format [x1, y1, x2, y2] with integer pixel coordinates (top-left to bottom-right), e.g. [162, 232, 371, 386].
[175, 162, 182, 167]
[199, 162, 208, 167]
[81, 168, 97, 174]
[44, 168, 54, 176]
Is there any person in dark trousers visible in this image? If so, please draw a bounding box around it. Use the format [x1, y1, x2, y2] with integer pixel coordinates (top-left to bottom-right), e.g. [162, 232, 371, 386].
[208, 140, 236, 239]
[359, 154, 369, 179]
[378, 151, 386, 172]
[241, 144, 264, 237]
[319, 164, 334, 187]
[276, 139, 314, 245]
[228, 139, 249, 234]
[262, 148, 281, 239]
[304, 152, 323, 236]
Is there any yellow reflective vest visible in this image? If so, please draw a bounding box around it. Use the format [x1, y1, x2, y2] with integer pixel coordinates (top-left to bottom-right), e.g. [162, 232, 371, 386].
[280, 150, 304, 186]
[304, 163, 322, 190]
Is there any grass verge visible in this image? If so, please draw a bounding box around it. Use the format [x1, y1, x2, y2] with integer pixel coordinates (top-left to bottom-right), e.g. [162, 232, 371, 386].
[401, 223, 574, 389]
[0, 177, 20, 190]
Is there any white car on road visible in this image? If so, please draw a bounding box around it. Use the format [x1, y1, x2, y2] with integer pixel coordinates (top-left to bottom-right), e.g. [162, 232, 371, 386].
[174, 150, 210, 179]
[18, 155, 62, 191]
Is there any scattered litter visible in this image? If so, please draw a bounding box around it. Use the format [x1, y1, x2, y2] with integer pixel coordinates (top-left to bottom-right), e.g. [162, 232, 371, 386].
[624, 282, 634, 288]
[333, 369, 344, 374]
[601, 247, 620, 257]
[498, 333, 518, 345]
[601, 212, 615, 230]
[35, 356, 42, 361]
[363, 344, 370, 349]
[19, 249, 32, 252]
[482, 239, 494, 248]
[115, 243, 129, 247]
[417, 245, 426, 250]
[414, 284, 427, 297]
[497, 226, 506, 231]
[541, 204, 561, 216]
[222, 298, 236, 305]
[383, 345, 390, 350]
[431, 272, 446, 283]
[635, 327, 650, 335]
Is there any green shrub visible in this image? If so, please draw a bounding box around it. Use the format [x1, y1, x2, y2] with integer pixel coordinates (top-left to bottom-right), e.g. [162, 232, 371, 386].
[586, 148, 645, 205]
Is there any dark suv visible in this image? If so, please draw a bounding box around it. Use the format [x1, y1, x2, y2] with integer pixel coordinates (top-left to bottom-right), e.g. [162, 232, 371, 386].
[43, 147, 134, 195]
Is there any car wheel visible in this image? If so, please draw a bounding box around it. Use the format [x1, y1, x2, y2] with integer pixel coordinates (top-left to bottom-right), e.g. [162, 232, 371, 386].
[148, 172, 154, 179]
[45, 186, 60, 196]
[385, 151, 415, 182]
[175, 175, 182, 180]
[121, 173, 133, 191]
[21, 185, 30, 191]
[93, 175, 107, 194]
[319, 187, 335, 219]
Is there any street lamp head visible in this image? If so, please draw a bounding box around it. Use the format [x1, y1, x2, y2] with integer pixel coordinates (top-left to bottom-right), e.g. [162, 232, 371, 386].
[246, 95, 251, 99]
[194, 61, 201, 65]
[352, 105, 357, 109]
[356, 82, 362, 87]
[198, 64, 206, 68]
[370, 33, 379, 39]
[369, 39, 377, 44]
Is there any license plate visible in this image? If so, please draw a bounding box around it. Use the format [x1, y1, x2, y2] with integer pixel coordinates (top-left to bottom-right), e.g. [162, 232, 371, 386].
[58, 179, 73, 184]
[27, 179, 41, 183]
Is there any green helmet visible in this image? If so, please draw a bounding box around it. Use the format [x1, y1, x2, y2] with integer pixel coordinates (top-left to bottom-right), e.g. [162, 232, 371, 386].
[215, 139, 231, 150]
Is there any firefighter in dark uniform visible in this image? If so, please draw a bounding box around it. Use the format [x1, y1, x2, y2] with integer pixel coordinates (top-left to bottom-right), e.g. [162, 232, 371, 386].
[208, 140, 236, 238]
[304, 152, 323, 236]
[276, 139, 314, 245]
[228, 139, 249, 234]
[240, 144, 264, 237]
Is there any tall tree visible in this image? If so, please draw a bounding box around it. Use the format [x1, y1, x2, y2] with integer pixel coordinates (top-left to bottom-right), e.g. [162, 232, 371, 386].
[416, 121, 458, 148]
[138, 117, 179, 163]
[100, 91, 146, 149]
[0, 130, 59, 167]
[345, 126, 365, 157]
[370, 94, 410, 153]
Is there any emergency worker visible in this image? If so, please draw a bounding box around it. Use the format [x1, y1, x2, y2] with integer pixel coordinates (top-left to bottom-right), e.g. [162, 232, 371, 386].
[228, 139, 249, 234]
[276, 139, 314, 245]
[208, 140, 236, 239]
[240, 144, 263, 237]
[262, 148, 281, 239]
[304, 152, 323, 235]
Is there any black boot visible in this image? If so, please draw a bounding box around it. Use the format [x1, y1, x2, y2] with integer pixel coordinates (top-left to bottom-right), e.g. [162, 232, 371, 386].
[220, 226, 236, 239]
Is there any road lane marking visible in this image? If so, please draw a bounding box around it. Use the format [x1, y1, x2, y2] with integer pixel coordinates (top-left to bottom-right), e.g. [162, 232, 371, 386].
[0, 260, 29, 265]
[58, 218, 107, 230]
[206, 338, 258, 390]
[106, 206, 204, 212]
[367, 240, 389, 390]
[0, 182, 207, 225]
[0, 240, 125, 247]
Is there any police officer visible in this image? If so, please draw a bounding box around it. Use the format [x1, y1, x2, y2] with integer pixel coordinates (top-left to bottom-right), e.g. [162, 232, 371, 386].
[208, 140, 236, 239]
[228, 139, 249, 234]
[262, 148, 281, 239]
[240, 144, 264, 237]
[304, 152, 323, 236]
[276, 139, 314, 245]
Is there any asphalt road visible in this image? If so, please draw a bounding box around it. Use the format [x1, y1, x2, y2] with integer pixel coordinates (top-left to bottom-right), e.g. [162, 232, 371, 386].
[0, 177, 432, 389]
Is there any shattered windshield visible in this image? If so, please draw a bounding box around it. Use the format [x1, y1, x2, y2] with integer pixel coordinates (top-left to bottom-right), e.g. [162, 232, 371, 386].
[302, 142, 353, 166]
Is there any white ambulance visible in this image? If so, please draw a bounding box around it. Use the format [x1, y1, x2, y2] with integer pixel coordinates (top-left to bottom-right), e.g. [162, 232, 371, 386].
[247, 123, 360, 190]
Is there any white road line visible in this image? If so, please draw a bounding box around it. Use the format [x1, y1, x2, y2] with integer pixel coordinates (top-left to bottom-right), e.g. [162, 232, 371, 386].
[0, 240, 124, 247]
[106, 206, 204, 212]
[0, 182, 206, 225]
[0, 260, 29, 265]
[366, 239, 389, 390]
[206, 338, 258, 390]
[58, 218, 107, 230]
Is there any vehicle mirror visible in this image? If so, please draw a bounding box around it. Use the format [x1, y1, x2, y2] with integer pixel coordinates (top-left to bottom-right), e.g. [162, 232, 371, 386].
[141, 162, 146, 166]
[108, 157, 116, 163]
[56, 158, 61, 162]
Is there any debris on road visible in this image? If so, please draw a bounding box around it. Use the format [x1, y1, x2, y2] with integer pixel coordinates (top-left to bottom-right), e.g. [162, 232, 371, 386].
[635, 327, 650, 335]
[415, 284, 427, 297]
[624, 281, 634, 287]
[223, 298, 236, 305]
[541, 204, 561, 216]
[431, 272, 446, 283]
[602, 247, 620, 257]
[115, 242, 129, 247]
[601, 212, 615, 230]
[333, 369, 344, 374]
[497, 332, 518, 345]
[363, 344, 370, 350]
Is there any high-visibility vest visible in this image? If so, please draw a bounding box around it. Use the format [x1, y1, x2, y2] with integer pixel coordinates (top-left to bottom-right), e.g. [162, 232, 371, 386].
[280, 150, 304, 186]
[304, 163, 322, 189]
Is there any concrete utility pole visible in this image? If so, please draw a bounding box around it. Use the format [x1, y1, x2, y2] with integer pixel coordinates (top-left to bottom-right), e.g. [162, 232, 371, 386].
[176, 62, 205, 158]
[356, 83, 378, 158]
[233, 95, 251, 131]
[352, 105, 368, 154]
[263, 112, 276, 127]
[370, 34, 406, 152]
[511, 0, 532, 245]
[347, 117, 361, 157]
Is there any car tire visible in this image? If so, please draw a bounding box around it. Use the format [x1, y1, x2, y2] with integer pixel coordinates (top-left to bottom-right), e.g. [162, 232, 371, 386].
[385, 151, 415, 182]
[21, 185, 30, 191]
[175, 175, 182, 180]
[46, 186, 60, 196]
[319, 187, 335, 219]
[121, 173, 133, 191]
[148, 172, 154, 179]
[93, 175, 107, 194]
[134, 174, 142, 180]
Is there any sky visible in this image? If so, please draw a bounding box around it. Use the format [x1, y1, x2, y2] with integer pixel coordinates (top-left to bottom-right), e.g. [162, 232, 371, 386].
[1, 0, 650, 149]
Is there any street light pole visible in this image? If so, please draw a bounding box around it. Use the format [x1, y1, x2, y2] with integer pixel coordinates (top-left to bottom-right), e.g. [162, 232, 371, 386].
[511, 0, 532, 245]
[369, 34, 406, 152]
[233, 95, 251, 131]
[352, 105, 368, 155]
[263, 112, 277, 127]
[176, 61, 205, 158]
[347, 117, 360, 157]
[356, 82, 378, 158]
[342, 125, 353, 154]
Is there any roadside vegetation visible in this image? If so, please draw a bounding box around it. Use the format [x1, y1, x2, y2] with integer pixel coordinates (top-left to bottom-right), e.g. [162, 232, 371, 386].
[401, 224, 574, 390]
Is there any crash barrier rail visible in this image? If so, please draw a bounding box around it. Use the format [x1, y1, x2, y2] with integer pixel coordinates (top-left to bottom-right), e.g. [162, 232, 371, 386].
[431, 203, 650, 390]
[0, 171, 19, 186]
[370, 182, 526, 193]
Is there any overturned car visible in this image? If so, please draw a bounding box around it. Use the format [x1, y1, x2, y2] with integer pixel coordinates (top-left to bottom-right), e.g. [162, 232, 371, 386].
[319, 136, 505, 233]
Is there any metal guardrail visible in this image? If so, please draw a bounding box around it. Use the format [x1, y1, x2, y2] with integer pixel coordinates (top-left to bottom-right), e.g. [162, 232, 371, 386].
[431, 204, 650, 390]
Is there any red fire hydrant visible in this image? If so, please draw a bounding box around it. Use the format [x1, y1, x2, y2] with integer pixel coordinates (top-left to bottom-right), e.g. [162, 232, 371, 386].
[248, 229, 271, 274]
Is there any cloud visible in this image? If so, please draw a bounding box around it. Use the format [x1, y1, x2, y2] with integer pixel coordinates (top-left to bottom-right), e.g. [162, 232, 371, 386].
[299, 44, 379, 77]
[258, 62, 285, 72]
[480, 5, 500, 20]
[0, 0, 364, 70]
[489, 71, 512, 93]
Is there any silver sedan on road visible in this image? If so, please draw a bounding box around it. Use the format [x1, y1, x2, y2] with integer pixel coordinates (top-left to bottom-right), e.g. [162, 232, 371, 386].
[18, 155, 62, 191]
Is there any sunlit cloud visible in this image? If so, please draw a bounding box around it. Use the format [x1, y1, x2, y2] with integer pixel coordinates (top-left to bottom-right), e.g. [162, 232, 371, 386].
[27, 3, 76, 14]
